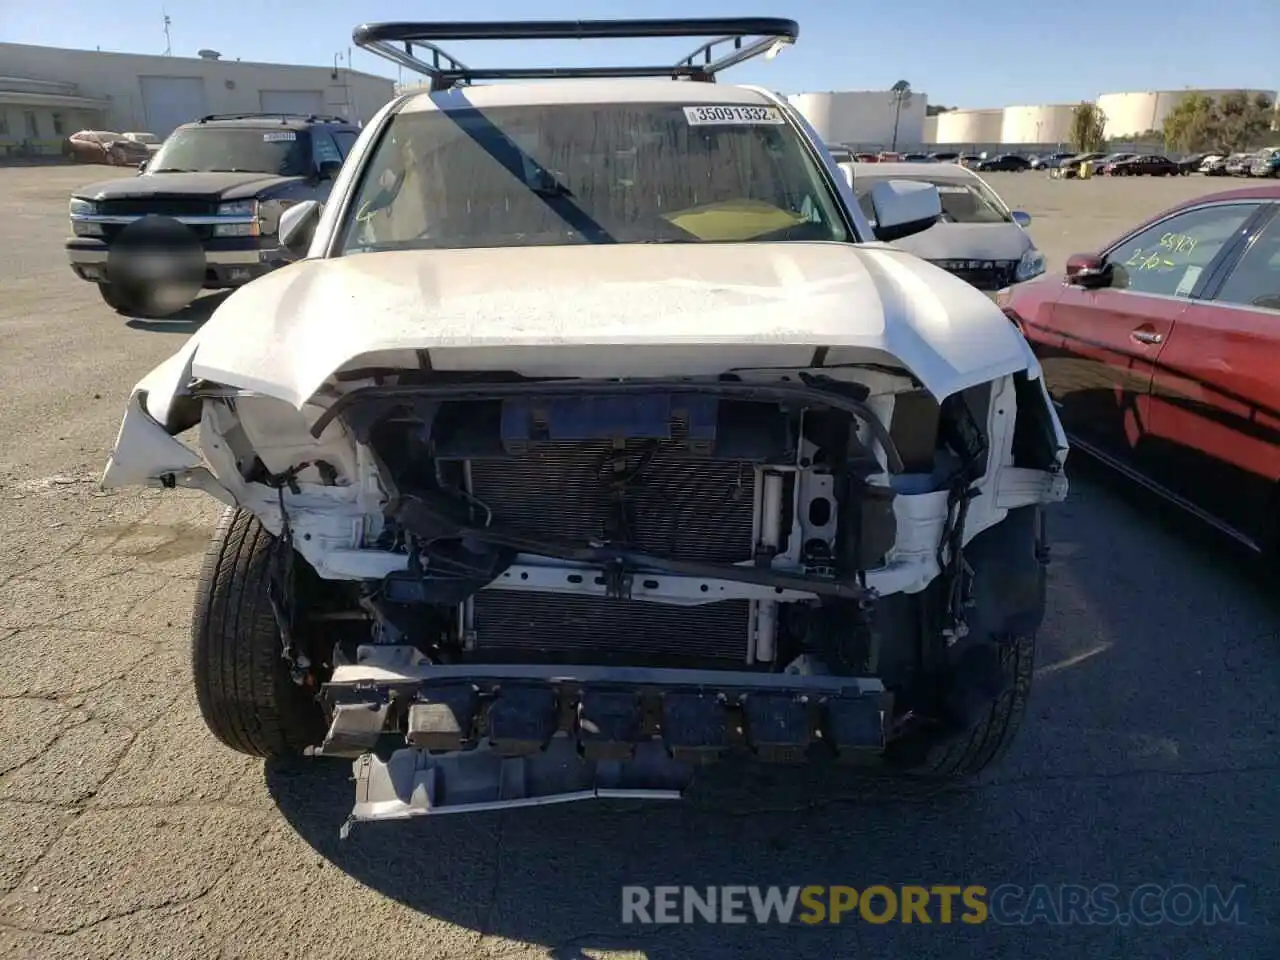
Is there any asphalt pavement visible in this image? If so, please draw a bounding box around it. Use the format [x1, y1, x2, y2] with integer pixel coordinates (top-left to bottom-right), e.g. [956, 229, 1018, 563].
[0, 165, 1276, 959]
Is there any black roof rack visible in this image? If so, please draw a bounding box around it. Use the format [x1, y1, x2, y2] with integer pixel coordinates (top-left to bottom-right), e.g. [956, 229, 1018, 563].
[352, 18, 798, 91]
[196, 112, 349, 124]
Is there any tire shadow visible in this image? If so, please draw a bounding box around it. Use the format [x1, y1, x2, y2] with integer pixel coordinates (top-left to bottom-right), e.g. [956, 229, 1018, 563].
[124, 290, 230, 332]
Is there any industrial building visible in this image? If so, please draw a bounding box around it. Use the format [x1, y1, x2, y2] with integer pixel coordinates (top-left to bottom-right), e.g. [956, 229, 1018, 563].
[0, 41, 396, 157]
[1000, 105, 1077, 146]
[1096, 89, 1275, 139]
[934, 108, 1004, 146]
[923, 88, 1279, 152]
[787, 90, 928, 151]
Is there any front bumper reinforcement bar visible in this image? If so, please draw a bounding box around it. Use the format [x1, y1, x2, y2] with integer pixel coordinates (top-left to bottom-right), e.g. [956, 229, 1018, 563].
[321, 654, 890, 835]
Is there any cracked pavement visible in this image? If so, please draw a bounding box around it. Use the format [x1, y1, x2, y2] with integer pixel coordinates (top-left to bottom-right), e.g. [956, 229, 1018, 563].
[0, 166, 1277, 959]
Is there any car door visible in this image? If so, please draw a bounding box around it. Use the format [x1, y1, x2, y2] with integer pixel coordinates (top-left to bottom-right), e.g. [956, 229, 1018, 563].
[1033, 200, 1262, 471]
[1143, 203, 1280, 548]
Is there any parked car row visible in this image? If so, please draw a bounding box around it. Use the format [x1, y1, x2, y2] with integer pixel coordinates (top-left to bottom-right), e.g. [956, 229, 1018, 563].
[826, 147, 1279, 181]
[827, 147, 971, 165]
[1200, 148, 1280, 177]
[1029, 151, 1078, 170]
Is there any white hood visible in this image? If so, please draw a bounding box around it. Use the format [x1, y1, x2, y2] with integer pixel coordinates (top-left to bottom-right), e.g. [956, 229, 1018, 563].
[888, 223, 1034, 262]
[179, 242, 1034, 408]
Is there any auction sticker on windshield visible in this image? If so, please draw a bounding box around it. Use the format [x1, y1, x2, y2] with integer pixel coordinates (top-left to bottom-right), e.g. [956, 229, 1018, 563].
[684, 105, 785, 125]
[263, 131, 296, 142]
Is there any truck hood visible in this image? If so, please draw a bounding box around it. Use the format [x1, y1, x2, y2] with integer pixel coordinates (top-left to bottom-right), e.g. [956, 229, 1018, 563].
[889, 223, 1034, 262]
[171, 242, 1035, 410]
[73, 171, 306, 202]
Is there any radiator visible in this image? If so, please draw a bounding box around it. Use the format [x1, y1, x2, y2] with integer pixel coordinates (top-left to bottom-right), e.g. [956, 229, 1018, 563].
[472, 592, 751, 663]
[467, 440, 756, 565]
[465, 439, 758, 662]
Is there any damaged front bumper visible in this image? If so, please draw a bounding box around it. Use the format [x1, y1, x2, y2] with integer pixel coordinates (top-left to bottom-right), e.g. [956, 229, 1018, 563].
[320, 649, 889, 835]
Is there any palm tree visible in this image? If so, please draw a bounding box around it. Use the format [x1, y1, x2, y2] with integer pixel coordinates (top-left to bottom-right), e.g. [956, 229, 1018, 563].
[889, 80, 913, 152]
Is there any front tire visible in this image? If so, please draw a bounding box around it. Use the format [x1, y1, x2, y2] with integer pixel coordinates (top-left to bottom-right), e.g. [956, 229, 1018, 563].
[191, 507, 326, 758]
[894, 505, 1046, 778]
[97, 282, 140, 315]
[96, 280, 192, 319]
[911, 634, 1036, 777]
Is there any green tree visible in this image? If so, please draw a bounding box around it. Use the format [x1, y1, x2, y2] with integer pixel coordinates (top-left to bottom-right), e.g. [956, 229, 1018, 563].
[1070, 102, 1107, 152]
[1216, 91, 1275, 151]
[1162, 94, 1220, 152]
[1163, 91, 1276, 153]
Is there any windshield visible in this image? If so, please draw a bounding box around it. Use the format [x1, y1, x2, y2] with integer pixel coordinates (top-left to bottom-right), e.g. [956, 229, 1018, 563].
[338, 102, 850, 252]
[148, 127, 311, 175]
[854, 175, 1011, 225]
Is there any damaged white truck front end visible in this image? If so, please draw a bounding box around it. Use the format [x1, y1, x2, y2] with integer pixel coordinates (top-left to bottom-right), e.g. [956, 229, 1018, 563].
[103, 242, 1068, 832]
[101, 41, 1069, 832]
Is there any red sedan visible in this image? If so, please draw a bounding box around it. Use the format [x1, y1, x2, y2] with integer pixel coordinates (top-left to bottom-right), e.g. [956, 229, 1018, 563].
[1002, 183, 1280, 554]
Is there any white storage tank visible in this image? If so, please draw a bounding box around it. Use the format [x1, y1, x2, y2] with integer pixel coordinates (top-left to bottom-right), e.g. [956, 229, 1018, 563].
[934, 108, 1003, 144]
[787, 90, 927, 148]
[1001, 104, 1077, 145]
[1097, 89, 1275, 139]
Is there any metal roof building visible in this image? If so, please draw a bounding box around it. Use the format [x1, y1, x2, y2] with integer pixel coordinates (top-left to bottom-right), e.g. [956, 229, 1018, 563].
[0, 42, 395, 157]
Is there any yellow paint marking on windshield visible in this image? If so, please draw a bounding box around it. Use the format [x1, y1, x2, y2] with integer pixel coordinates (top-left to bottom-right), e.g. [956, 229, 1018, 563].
[663, 199, 806, 242]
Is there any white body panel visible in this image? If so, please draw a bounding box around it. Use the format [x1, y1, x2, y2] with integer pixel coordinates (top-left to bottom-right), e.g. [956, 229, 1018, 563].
[184, 242, 1036, 409]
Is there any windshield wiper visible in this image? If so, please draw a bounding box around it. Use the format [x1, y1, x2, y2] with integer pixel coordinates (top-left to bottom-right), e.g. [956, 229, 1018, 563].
[531, 182, 574, 199]
[151, 167, 196, 173]
[445, 111, 615, 243]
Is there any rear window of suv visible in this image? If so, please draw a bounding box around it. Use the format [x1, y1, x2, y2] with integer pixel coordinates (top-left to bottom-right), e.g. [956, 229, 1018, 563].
[339, 102, 850, 251]
[148, 126, 312, 176]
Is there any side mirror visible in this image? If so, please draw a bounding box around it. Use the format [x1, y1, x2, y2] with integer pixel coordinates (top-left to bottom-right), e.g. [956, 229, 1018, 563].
[137, 159, 148, 174]
[869, 179, 941, 242]
[1064, 253, 1111, 289]
[317, 159, 342, 181]
[1011, 210, 1032, 227]
[279, 200, 323, 259]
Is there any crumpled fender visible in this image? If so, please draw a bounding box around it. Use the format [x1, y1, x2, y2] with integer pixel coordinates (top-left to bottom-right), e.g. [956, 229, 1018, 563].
[100, 334, 234, 504]
[129, 334, 203, 433]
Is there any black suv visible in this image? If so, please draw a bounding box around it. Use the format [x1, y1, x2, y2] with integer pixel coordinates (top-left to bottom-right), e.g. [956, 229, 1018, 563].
[66, 112, 361, 317]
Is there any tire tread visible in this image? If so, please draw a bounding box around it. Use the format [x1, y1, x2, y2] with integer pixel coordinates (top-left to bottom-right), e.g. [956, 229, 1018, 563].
[191, 507, 322, 758]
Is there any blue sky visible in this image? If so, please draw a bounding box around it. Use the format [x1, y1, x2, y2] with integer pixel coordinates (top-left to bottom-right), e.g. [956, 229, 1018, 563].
[2, 0, 1276, 108]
